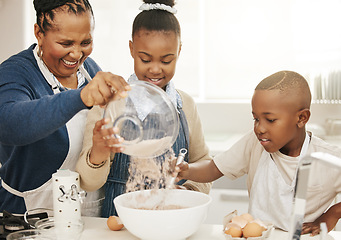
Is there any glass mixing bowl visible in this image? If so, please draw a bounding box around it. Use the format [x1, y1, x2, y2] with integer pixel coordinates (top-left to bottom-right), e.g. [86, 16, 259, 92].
[6, 229, 50, 240]
[34, 218, 84, 240]
[103, 81, 179, 158]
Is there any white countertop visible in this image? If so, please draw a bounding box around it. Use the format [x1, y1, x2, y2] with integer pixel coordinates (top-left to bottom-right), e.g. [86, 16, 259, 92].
[80, 217, 340, 240]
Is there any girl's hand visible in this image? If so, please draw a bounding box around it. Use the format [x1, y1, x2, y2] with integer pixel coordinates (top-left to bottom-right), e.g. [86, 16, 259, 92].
[89, 118, 124, 165]
[81, 71, 130, 107]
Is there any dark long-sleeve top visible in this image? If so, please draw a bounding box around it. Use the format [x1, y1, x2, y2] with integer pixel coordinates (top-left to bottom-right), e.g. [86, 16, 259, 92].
[0, 44, 101, 212]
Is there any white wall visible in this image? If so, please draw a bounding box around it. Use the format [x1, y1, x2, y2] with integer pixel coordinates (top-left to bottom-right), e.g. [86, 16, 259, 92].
[1, 1, 341, 135]
[0, 0, 30, 63]
[197, 101, 341, 138]
[1, 0, 340, 140]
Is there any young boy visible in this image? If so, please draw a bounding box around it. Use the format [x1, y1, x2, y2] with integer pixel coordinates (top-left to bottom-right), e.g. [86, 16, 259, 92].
[176, 70, 341, 234]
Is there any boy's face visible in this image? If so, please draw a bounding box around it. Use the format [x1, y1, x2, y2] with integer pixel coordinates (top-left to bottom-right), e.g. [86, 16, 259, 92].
[129, 29, 181, 90]
[251, 89, 303, 156]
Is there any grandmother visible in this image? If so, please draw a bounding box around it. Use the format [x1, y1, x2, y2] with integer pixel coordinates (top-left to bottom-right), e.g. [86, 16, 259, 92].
[0, 0, 129, 216]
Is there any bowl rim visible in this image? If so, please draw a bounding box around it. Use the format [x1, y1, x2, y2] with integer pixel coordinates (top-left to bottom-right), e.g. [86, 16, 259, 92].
[6, 229, 44, 238]
[114, 189, 212, 212]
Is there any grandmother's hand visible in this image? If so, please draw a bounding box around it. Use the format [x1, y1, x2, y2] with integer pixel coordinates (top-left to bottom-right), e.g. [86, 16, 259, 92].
[81, 71, 130, 107]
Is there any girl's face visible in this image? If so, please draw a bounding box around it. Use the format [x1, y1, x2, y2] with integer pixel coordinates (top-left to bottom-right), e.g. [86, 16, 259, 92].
[251, 89, 304, 156]
[34, 11, 94, 81]
[129, 29, 181, 90]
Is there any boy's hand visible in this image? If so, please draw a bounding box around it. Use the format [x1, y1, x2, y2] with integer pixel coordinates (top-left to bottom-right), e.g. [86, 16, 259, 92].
[173, 159, 223, 183]
[301, 207, 340, 236]
[89, 118, 124, 165]
[301, 222, 321, 236]
[173, 161, 190, 182]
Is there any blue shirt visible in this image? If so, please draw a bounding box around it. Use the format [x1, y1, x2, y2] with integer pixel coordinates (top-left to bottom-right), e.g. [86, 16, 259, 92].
[0, 44, 101, 213]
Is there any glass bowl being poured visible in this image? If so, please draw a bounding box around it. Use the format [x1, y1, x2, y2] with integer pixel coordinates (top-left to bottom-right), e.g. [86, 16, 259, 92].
[103, 81, 179, 158]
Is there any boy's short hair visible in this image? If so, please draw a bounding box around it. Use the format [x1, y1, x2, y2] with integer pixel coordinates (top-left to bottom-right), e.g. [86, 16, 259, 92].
[255, 70, 311, 109]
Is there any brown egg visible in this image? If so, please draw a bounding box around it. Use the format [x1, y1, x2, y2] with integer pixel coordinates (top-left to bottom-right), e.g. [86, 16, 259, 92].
[224, 223, 243, 238]
[231, 215, 248, 228]
[242, 221, 266, 238]
[107, 216, 124, 231]
[240, 213, 254, 223]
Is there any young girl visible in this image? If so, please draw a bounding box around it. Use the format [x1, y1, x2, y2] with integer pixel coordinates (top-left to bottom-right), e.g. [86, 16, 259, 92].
[76, 0, 212, 217]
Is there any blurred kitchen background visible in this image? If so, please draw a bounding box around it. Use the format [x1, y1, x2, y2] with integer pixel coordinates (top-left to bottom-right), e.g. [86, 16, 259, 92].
[1, 0, 341, 227]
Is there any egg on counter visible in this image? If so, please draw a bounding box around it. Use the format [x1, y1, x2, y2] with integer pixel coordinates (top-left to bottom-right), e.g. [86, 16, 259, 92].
[107, 216, 124, 231]
[224, 223, 242, 238]
[240, 213, 254, 222]
[223, 211, 270, 239]
[231, 215, 248, 228]
[243, 221, 266, 238]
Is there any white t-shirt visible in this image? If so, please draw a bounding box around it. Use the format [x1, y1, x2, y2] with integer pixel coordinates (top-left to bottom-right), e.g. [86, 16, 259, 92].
[271, 150, 299, 185]
[214, 130, 341, 222]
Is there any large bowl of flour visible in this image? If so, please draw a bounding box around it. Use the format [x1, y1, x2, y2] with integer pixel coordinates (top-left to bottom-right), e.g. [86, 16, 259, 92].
[114, 189, 212, 240]
[104, 81, 179, 157]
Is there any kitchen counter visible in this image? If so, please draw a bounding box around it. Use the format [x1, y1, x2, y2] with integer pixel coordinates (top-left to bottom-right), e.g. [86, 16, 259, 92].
[80, 217, 340, 240]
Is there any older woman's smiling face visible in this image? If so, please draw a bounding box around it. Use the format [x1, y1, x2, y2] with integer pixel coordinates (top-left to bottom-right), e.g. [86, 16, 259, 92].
[35, 10, 94, 82]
